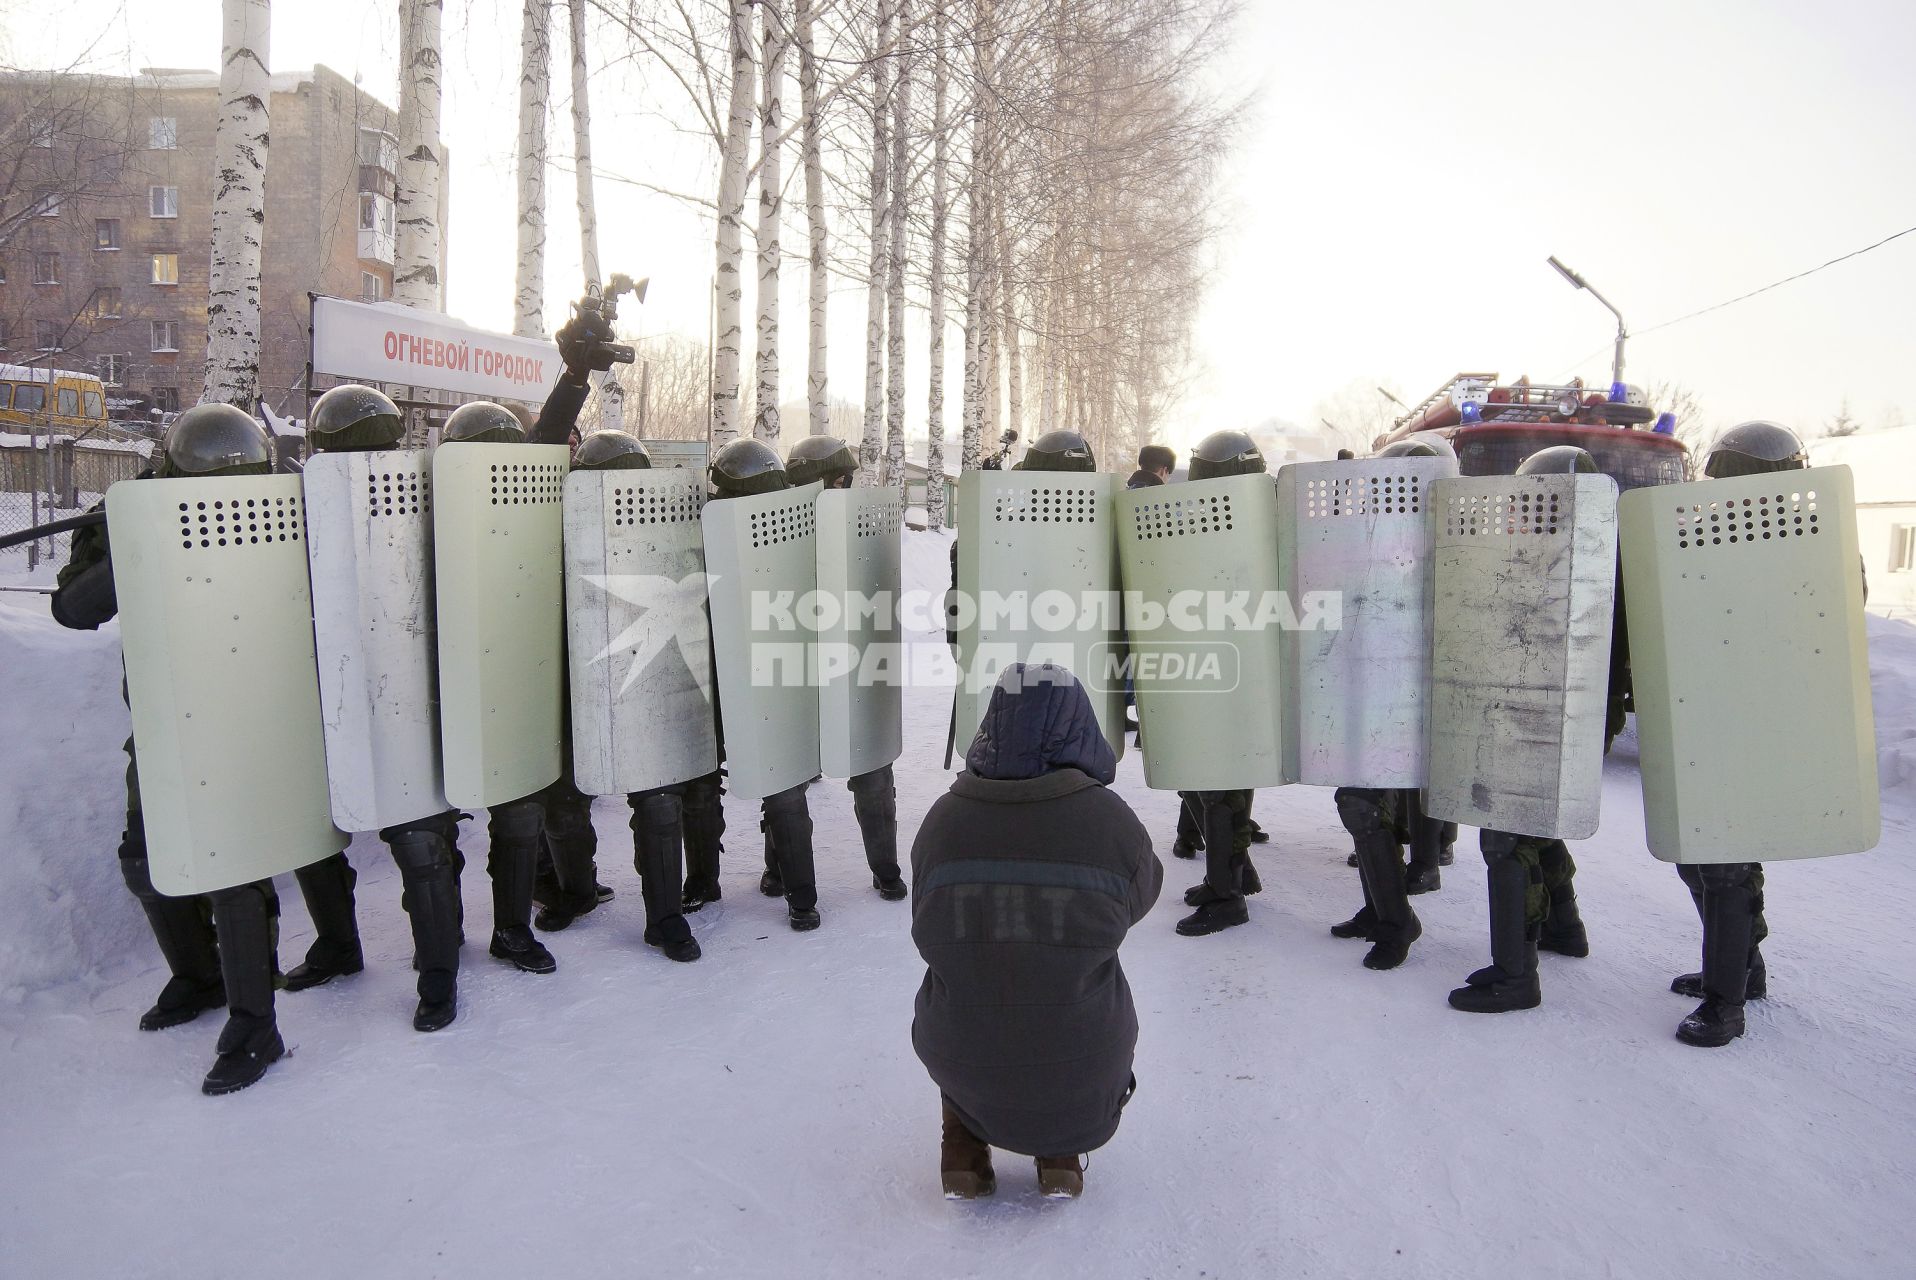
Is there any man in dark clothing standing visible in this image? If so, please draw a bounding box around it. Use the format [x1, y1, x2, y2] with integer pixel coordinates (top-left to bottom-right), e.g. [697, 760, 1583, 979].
[1125, 444, 1176, 490]
[911, 663, 1162, 1200]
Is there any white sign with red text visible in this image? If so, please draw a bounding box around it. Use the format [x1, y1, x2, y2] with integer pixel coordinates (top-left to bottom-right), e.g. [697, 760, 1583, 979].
[310, 296, 560, 403]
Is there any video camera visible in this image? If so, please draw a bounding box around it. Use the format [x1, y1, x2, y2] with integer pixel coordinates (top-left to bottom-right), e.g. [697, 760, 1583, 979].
[568, 273, 644, 371]
[979, 428, 1019, 470]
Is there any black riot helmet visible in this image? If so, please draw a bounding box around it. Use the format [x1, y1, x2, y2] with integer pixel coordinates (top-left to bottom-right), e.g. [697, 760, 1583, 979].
[443, 400, 526, 445]
[1703, 420, 1807, 479]
[158, 403, 273, 477]
[709, 437, 788, 499]
[1377, 433, 1457, 462]
[573, 430, 653, 471]
[1017, 429, 1096, 473]
[309, 384, 404, 452]
[786, 435, 858, 488]
[1515, 445, 1600, 475]
[1187, 429, 1266, 481]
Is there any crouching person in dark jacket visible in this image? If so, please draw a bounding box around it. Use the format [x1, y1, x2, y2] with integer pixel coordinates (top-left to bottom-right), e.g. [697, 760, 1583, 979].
[910, 662, 1163, 1200]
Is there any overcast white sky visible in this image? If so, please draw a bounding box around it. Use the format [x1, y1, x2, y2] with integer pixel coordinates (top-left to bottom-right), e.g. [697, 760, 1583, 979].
[15, 0, 1915, 454]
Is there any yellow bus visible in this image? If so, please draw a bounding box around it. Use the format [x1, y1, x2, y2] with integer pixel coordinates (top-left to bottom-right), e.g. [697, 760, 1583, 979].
[0, 363, 110, 435]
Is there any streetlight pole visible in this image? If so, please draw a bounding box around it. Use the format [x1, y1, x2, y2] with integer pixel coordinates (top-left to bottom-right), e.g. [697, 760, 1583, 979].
[1547, 255, 1628, 390]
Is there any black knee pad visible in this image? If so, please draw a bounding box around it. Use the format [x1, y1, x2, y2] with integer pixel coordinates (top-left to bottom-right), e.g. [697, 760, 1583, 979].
[1334, 787, 1392, 839]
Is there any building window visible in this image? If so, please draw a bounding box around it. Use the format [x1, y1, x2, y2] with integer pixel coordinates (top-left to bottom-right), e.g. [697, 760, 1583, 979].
[360, 271, 384, 303]
[151, 320, 181, 352]
[98, 353, 127, 386]
[30, 116, 55, 147]
[152, 386, 180, 414]
[151, 253, 179, 286]
[0, 260, 7, 284]
[36, 320, 64, 351]
[149, 185, 179, 218]
[358, 193, 396, 237]
[0, 318, 9, 349]
[34, 252, 60, 284]
[94, 287, 123, 318]
[95, 218, 122, 250]
[1892, 525, 1916, 574]
[34, 188, 62, 218]
[149, 117, 178, 149]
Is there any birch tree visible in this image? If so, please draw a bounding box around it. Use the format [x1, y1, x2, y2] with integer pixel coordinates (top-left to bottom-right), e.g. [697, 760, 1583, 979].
[200, 0, 271, 409]
[795, 0, 830, 438]
[393, 0, 443, 310]
[922, 1, 950, 526]
[514, 0, 551, 338]
[709, 0, 756, 447]
[880, 0, 911, 491]
[752, 0, 787, 444]
[568, 0, 623, 431]
[859, 0, 892, 482]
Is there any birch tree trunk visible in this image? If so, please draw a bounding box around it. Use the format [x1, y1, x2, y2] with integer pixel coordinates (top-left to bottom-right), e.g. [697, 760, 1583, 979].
[568, 0, 622, 432]
[710, 0, 756, 447]
[393, 0, 443, 310]
[513, 0, 551, 338]
[859, 0, 892, 483]
[795, 0, 828, 437]
[200, 0, 271, 409]
[998, 205, 1023, 449]
[957, 0, 988, 472]
[752, 0, 787, 445]
[922, 1, 948, 526]
[881, 0, 911, 492]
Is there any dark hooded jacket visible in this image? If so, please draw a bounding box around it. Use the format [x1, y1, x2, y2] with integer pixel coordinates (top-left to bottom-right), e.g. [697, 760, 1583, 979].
[910, 665, 1162, 1157]
[1125, 468, 1165, 490]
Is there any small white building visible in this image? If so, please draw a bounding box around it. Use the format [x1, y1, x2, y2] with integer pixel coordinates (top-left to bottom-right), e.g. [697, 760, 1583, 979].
[1809, 426, 1916, 615]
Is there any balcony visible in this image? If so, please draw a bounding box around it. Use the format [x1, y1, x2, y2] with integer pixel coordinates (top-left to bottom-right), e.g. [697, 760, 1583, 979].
[357, 192, 396, 266]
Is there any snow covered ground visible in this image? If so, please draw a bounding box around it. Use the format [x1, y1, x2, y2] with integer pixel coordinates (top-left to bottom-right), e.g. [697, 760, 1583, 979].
[2, 529, 1913, 1280]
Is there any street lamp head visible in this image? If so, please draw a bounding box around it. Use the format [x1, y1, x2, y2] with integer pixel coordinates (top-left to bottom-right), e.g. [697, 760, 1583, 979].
[1547, 255, 1587, 290]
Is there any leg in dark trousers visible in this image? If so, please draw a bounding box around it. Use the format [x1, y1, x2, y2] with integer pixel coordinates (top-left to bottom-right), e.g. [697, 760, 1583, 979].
[849, 765, 907, 899]
[1404, 790, 1444, 894]
[630, 786, 701, 962]
[1536, 840, 1588, 958]
[485, 797, 556, 973]
[1448, 830, 1542, 1013]
[1673, 861, 1767, 1001]
[384, 811, 464, 1031]
[1678, 861, 1762, 1047]
[1172, 792, 1203, 859]
[202, 880, 285, 1095]
[762, 783, 820, 930]
[1335, 788, 1421, 969]
[680, 770, 726, 911]
[537, 773, 606, 931]
[118, 813, 225, 1031]
[1177, 790, 1252, 937]
[286, 852, 363, 990]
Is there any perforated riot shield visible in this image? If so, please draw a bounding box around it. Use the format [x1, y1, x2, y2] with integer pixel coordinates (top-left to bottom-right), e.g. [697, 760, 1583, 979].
[702, 482, 823, 800]
[1276, 456, 1455, 788]
[432, 443, 569, 808]
[563, 468, 717, 796]
[304, 449, 448, 831]
[1620, 466, 1878, 863]
[1116, 474, 1283, 790]
[1425, 473, 1618, 840]
[953, 470, 1125, 762]
[106, 476, 347, 895]
[816, 486, 903, 779]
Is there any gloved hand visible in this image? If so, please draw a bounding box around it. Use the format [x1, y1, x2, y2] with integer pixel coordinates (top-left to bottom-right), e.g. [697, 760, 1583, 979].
[554, 307, 620, 379]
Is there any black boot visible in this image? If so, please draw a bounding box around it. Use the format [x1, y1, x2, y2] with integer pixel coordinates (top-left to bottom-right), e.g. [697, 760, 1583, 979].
[851, 767, 907, 900]
[1449, 847, 1541, 1013]
[203, 882, 285, 1096]
[759, 824, 784, 897]
[286, 853, 364, 991]
[680, 772, 726, 911]
[1678, 879, 1756, 1048]
[1177, 792, 1248, 936]
[1404, 792, 1442, 895]
[1536, 841, 1588, 958]
[632, 791, 701, 963]
[1172, 792, 1203, 859]
[1352, 830, 1421, 971]
[121, 851, 225, 1031]
[388, 823, 462, 1031]
[1330, 904, 1377, 940]
[764, 786, 820, 931]
[536, 833, 605, 931]
[487, 799, 556, 974]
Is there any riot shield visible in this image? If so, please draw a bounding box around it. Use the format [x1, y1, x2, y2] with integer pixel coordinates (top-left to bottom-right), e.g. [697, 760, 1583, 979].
[1424, 473, 1618, 839]
[304, 448, 449, 831]
[1276, 455, 1455, 788]
[563, 468, 718, 796]
[953, 470, 1126, 762]
[816, 486, 903, 779]
[1116, 473, 1284, 790]
[1620, 465, 1878, 863]
[106, 476, 347, 895]
[701, 481, 823, 800]
[432, 442, 569, 808]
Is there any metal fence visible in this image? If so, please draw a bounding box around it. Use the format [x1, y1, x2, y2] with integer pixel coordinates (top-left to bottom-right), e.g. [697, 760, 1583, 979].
[0, 434, 149, 573]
